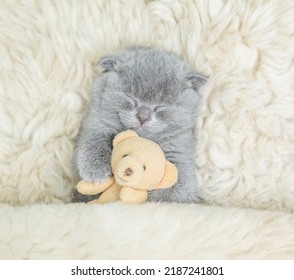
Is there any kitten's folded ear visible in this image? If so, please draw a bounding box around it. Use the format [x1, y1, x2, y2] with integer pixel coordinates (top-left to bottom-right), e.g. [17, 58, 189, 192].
[185, 71, 208, 92]
[97, 55, 122, 73]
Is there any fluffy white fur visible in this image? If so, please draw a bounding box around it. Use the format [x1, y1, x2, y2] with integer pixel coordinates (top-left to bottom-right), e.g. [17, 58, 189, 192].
[1, 202, 294, 260]
[0, 0, 294, 259]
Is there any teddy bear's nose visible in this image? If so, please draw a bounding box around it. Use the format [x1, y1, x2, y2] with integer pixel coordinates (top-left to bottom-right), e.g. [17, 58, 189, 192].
[124, 168, 133, 177]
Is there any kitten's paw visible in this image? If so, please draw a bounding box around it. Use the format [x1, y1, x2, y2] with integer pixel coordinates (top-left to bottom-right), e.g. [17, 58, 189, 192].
[78, 164, 111, 184]
[73, 166, 112, 203]
[148, 186, 200, 203]
[147, 188, 175, 203]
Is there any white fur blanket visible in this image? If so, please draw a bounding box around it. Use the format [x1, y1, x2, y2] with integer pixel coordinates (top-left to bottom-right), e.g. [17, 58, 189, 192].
[0, 0, 293, 259]
[1, 202, 294, 259]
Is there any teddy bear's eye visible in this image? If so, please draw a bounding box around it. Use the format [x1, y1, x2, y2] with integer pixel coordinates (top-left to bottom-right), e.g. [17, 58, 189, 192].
[122, 154, 128, 158]
[143, 165, 146, 171]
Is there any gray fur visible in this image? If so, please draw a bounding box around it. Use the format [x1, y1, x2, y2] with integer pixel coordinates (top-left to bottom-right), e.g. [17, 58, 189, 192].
[72, 46, 207, 203]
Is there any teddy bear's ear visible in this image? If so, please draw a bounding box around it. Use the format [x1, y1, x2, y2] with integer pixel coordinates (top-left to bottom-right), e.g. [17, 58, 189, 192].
[113, 130, 139, 147]
[157, 161, 178, 189]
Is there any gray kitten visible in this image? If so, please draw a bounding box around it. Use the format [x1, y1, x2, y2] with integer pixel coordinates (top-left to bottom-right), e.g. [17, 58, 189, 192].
[73, 46, 207, 203]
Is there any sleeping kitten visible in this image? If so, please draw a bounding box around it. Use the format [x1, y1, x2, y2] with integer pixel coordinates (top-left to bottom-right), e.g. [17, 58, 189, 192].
[73, 46, 207, 203]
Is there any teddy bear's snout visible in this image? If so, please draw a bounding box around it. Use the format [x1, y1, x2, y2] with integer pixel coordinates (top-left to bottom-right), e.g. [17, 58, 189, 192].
[114, 156, 144, 186]
[124, 168, 133, 177]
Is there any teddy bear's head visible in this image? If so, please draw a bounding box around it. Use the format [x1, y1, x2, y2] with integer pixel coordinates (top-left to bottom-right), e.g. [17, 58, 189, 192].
[111, 130, 177, 190]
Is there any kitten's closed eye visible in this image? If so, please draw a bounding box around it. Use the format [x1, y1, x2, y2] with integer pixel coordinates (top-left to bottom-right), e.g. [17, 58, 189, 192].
[119, 93, 138, 110]
[123, 100, 135, 110]
[125, 94, 138, 106]
[155, 106, 174, 121]
[154, 105, 167, 112]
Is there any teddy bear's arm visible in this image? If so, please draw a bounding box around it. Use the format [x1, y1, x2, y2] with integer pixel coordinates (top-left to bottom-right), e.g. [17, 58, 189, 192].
[119, 187, 148, 204]
[77, 176, 114, 195]
[96, 182, 122, 204]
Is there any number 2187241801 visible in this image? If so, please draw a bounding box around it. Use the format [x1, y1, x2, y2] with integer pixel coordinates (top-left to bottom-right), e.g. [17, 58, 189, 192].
[164, 266, 224, 276]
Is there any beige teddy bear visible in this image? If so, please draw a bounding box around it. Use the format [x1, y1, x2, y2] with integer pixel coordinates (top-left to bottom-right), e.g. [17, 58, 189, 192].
[76, 130, 178, 204]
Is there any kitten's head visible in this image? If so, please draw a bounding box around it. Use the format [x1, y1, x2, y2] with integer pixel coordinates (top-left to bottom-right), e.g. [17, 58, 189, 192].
[97, 46, 207, 136]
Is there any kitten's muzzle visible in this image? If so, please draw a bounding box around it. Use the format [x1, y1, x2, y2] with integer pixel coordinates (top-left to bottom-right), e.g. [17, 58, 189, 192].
[136, 106, 151, 125]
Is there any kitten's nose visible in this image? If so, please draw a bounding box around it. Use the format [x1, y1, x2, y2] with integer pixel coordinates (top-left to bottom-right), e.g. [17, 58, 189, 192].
[136, 106, 151, 125]
[137, 115, 149, 125]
